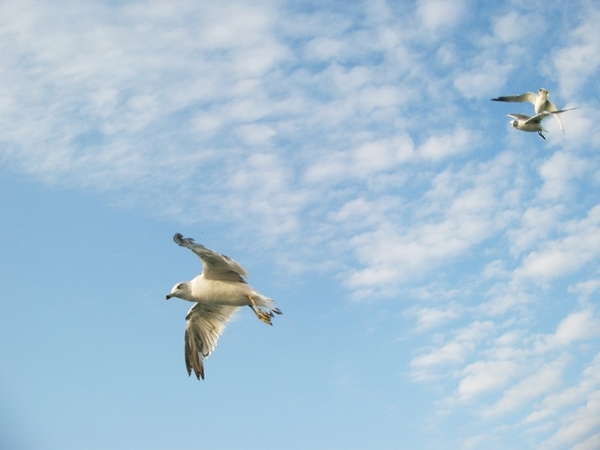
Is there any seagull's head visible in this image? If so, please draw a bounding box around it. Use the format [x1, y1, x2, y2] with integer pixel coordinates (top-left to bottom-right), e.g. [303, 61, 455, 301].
[166, 281, 192, 301]
[510, 120, 518, 128]
[539, 88, 548, 96]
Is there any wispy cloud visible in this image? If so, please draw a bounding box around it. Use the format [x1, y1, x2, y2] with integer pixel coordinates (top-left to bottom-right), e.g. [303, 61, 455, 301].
[554, 8, 600, 99]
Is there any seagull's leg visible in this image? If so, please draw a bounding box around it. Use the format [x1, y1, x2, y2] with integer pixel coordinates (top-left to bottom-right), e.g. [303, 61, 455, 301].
[247, 295, 273, 325]
[538, 131, 546, 140]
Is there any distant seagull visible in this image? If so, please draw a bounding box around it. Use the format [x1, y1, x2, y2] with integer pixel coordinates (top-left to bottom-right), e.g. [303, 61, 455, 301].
[506, 108, 577, 140]
[166, 233, 281, 380]
[492, 88, 566, 133]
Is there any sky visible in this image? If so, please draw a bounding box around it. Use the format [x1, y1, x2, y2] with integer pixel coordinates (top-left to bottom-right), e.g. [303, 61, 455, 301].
[1, 0, 600, 449]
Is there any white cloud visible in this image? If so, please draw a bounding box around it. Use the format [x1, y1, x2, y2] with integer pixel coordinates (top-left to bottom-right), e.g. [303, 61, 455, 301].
[304, 37, 344, 61]
[418, 128, 477, 161]
[508, 205, 564, 257]
[569, 279, 600, 300]
[554, 9, 600, 98]
[534, 309, 600, 351]
[416, 0, 465, 32]
[422, 304, 600, 443]
[555, 309, 600, 345]
[515, 204, 600, 282]
[454, 60, 514, 99]
[527, 352, 600, 425]
[224, 152, 309, 239]
[411, 306, 459, 331]
[411, 321, 495, 380]
[235, 124, 277, 145]
[481, 356, 567, 418]
[572, 433, 600, 450]
[304, 134, 415, 185]
[458, 359, 520, 400]
[492, 9, 548, 46]
[327, 196, 403, 236]
[413, 341, 469, 369]
[541, 390, 600, 449]
[556, 107, 600, 148]
[345, 152, 520, 297]
[482, 259, 510, 279]
[538, 152, 588, 200]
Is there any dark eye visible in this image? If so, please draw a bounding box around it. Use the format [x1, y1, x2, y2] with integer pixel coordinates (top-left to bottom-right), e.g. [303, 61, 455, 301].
[177, 283, 184, 289]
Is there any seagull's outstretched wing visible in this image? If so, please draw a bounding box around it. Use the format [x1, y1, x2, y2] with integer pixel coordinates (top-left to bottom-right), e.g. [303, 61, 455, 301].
[173, 233, 248, 282]
[184, 303, 239, 380]
[492, 92, 537, 104]
[525, 108, 578, 126]
[507, 113, 530, 121]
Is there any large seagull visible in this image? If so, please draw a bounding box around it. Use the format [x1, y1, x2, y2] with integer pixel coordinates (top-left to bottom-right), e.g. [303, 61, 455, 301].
[166, 233, 282, 380]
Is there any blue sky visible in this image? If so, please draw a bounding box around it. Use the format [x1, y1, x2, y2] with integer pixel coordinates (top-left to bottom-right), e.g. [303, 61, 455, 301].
[1, 0, 600, 448]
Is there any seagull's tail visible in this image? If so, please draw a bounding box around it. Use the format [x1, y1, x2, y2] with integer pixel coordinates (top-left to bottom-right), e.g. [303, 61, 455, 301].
[253, 293, 282, 315]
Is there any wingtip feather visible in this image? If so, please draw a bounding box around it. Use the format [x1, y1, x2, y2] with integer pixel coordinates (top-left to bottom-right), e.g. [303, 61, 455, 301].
[185, 329, 206, 381]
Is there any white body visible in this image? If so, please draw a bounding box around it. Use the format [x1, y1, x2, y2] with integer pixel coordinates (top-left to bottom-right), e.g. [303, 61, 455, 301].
[510, 115, 546, 133]
[171, 273, 272, 309]
[532, 88, 550, 114]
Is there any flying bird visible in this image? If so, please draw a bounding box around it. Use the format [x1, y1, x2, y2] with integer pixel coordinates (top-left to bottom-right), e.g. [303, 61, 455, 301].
[492, 88, 567, 133]
[506, 108, 578, 140]
[166, 233, 282, 380]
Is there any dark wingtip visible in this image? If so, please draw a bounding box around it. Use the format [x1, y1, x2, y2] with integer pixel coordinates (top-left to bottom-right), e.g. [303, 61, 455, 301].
[186, 361, 204, 380]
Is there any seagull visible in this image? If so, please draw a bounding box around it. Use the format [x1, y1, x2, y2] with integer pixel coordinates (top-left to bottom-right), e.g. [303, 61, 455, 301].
[166, 233, 282, 380]
[506, 108, 577, 140]
[492, 88, 566, 133]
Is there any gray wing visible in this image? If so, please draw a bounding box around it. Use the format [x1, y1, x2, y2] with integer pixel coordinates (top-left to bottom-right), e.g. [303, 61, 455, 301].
[173, 233, 248, 282]
[184, 303, 239, 380]
[507, 113, 530, 120]
[492, 92, 537, 104]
